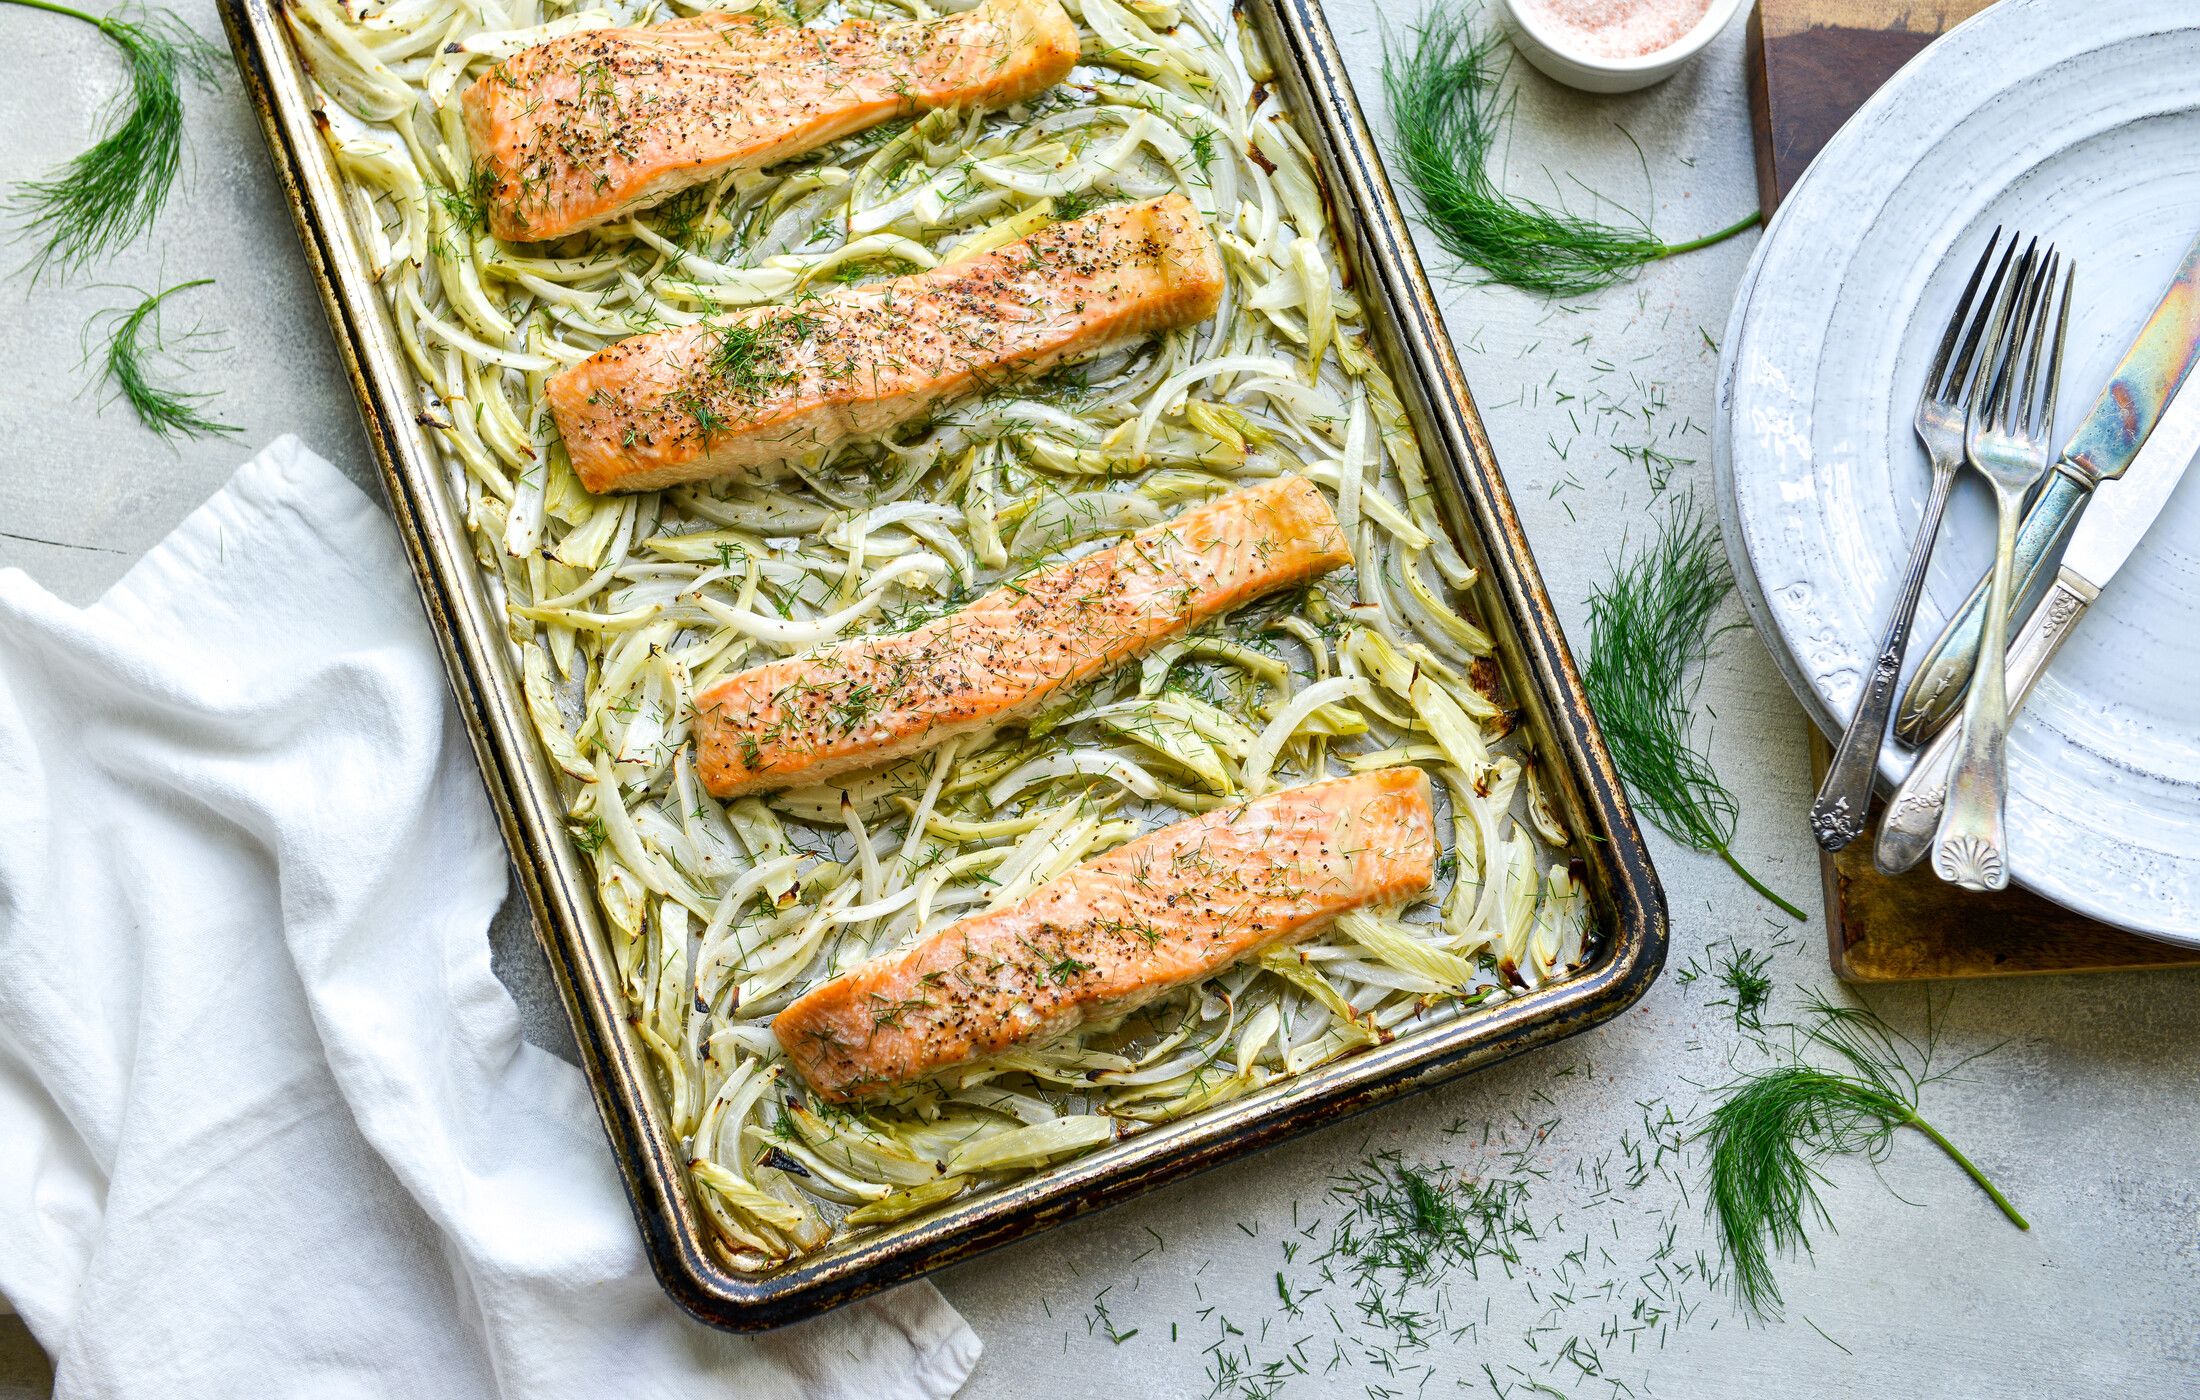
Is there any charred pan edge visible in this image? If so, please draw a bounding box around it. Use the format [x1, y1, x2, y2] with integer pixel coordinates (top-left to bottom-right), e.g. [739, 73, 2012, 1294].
[221, 0, 1666, 1331]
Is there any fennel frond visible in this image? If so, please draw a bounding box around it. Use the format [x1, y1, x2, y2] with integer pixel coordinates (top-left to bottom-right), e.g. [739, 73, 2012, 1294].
[1582, 498, 1805, 919]
[86, 277, 238, 440]
[6, 0, 222, 277]
[1381, 2, 1757, 297]
[1702, 996, 2029, 1318]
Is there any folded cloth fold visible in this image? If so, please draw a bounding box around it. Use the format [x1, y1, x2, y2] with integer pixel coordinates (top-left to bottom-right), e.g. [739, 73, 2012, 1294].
[0, 437, 978, 1399]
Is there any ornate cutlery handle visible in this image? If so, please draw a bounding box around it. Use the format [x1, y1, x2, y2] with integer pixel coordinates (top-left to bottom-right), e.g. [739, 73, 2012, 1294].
[1929, 484, 2028, 891]
[1809, 467, 1960, 850]
[1874, 566, 2098, 875]
[1893, 466, 2093, 744]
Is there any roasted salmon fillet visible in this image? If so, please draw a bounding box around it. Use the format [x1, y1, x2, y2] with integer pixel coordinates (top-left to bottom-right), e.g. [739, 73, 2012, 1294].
[546, 193, 1225, 493]
[774, 767, 1438, 1101]
[460, 0, 1080, 242]
[694, 474, 1350, 798]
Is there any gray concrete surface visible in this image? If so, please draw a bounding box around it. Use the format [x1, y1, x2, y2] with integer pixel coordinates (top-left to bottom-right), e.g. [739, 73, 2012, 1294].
[3, 3, 2195, 1396]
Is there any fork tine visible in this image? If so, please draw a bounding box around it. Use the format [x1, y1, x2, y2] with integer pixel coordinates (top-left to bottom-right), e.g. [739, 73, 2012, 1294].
[1928, 228, 2003, 401]
[1966, 239, 2034, 436]
[1983, 238, 2036, 418]
[1945, 233, 2020, 404]
[1993, 246, 2051, 432]
[2033, 260, 2075, 442]
[2012, 250, 2059, 433]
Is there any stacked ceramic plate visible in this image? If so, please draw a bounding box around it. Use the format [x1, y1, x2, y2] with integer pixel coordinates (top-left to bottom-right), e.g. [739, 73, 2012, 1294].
[1713, 0, 2200, 942]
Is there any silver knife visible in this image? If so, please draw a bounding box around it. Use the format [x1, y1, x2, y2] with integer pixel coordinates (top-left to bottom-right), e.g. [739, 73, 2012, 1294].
[1874, 361, 2200, 874]
[1893, 229, 2200, 743]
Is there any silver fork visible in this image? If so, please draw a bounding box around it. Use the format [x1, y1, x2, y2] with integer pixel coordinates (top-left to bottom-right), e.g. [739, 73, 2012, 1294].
[1807, 232, 2018, 851]
[1931, 245, 2075, 890]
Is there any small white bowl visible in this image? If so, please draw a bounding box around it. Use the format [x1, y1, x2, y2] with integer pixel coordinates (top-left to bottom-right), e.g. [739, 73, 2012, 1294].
[1493, 0, 1748, 93]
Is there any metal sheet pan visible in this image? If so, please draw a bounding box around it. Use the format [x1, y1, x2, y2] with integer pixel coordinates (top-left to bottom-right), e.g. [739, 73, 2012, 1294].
[220, 0, 1667, 1330]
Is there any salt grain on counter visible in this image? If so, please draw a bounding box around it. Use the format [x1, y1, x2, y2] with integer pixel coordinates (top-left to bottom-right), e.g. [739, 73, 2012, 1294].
[1515, 0, 1713, 60]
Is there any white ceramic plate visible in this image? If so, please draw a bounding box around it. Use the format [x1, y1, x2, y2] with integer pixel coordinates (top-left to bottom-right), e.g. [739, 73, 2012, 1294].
[1714, 0, 2200, 943]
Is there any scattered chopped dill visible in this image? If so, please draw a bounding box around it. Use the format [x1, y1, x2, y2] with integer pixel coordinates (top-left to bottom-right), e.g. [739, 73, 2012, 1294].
[1174, 1089, 1721, 1395]
[667, 386, 726, 437]
[655, 183, 714, 247]
[831, 257, 903, 284]
[1185, 125, 1218, 182]
[1701, 996, 2028, 1317]
[1380, 2, 1758, 297]
[1614, 439, 1692, 494]
[1323, 1151, 1534, 1311]
[1713, 945, 1773, 1034]
[1029, 362, 1093, 404]
[6, 0, 222, 278]
[84, 277, 238, 440]
[431, 166, 496, 241]
[708, 321, 789, 397]
[1050, 188, 1105, 222]
[1087, 1288, 1139, 1345]
[569, 815, 608, 855]
[1582, 498, 1807, 921]
[1676, 937, 1783, 1034]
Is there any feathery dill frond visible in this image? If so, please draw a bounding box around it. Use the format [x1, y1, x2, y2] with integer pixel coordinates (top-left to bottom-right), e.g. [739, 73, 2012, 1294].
[87, 277, 238, 439]
[1701, 996, 2028, 1318]
[7, 0, 223, 278]
[1380, 2, 1757, 297]
[1581, 496, 1805, 920]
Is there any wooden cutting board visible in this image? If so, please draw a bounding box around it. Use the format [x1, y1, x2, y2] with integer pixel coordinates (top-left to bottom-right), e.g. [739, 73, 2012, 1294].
[1748, 0, 2200, 980]
[1746, 0, 1993, 211]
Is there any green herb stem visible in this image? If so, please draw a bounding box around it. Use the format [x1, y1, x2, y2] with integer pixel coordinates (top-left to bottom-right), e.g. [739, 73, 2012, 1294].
[1899, 1107, 2031, 1231]
[9, 0, 100, 23]
[6, 0, 223, 276]
[1714, 842, 1808, 923]
[1382, 2, 1758, 297]
[1655, 210, 1764, 259]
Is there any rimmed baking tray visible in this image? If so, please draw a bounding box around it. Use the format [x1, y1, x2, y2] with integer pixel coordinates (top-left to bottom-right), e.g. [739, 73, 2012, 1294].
[220, 0, 1668, 1330]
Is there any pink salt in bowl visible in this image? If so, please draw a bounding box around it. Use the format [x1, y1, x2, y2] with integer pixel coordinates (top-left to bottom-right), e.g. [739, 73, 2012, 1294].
[1493, 0, 1748, 93]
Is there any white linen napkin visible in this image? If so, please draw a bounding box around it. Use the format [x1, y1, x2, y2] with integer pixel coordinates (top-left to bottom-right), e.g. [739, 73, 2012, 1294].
[0, 437, 979, 1399]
